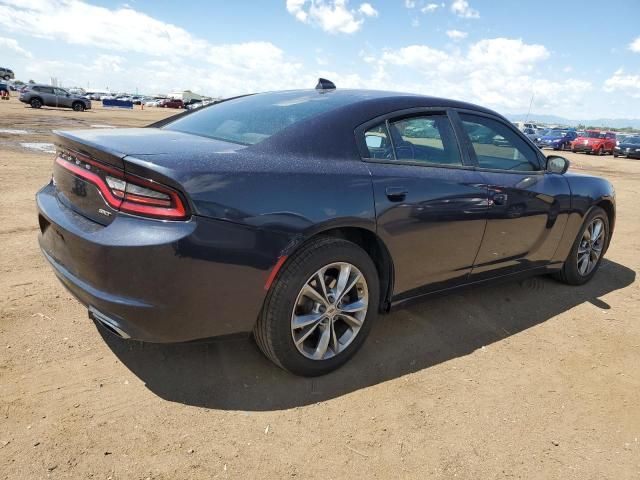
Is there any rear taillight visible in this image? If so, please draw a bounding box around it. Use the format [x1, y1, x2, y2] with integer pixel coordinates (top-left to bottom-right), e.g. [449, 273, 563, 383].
[55, 150, 188, 220]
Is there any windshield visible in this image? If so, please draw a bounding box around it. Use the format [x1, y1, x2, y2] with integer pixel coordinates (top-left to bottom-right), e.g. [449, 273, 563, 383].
[587, 131, 605, 138]
[164, 90, 361, 145]
[547, 130, 566, 138]
[624, 136, 640, 143]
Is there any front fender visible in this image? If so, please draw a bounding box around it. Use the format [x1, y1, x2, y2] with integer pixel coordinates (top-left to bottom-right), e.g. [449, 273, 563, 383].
[552, 172, 615, 262]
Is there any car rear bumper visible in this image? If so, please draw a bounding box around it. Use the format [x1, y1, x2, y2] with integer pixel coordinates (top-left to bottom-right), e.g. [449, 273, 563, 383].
[37, 182, 290, 342]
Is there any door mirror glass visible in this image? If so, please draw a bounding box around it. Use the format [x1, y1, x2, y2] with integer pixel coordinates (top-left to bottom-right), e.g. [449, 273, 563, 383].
[546, 155, 570, 174]
[365, 133, 384, 149]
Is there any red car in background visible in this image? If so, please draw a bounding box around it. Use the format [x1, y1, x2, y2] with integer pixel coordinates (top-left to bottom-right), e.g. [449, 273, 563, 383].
[571, 130, 617, 155]
[159, 98, 184, 109]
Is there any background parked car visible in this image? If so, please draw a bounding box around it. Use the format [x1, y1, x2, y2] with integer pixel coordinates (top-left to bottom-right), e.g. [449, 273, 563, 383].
[613, 136, 640, 159]
[19, 84, 92, 111]
[0, 67, 15, 80]
[160, 98, 184, 108]
[571, 131, 616, 155]
[535, 129, 578, 150]
[523, 127, 539, 141]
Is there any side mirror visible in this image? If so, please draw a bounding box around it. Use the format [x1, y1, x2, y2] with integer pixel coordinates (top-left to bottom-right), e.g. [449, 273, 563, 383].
[365, 134, 384, 149]
[546, 155, 570, 174]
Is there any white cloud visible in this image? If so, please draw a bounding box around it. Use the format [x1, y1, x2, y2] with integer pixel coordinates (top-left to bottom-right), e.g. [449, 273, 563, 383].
[422, 3, 440, 13]
[630, 37, 640, 53]
[451, 0, 479, 18]
[358, 2, 378, 17]
[604, 69, 640, 98]
[286, 0, 378, 34]
[0, 0, 308, 95]
[367, 38, 589, 115]
[0, 0, 209, 57]
[404, 0, 416, 8]
[446, 29, 468, 41]
[0, 36, 32, 58]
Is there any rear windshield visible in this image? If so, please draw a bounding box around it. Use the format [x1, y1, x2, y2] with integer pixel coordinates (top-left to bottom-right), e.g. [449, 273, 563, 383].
[163, 90, 357, 145]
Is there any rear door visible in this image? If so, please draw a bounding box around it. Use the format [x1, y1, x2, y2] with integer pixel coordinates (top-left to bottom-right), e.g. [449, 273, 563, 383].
[358, 109, 488, 299]
[453, 111, 571, 279]
[35, 86, 57, 107]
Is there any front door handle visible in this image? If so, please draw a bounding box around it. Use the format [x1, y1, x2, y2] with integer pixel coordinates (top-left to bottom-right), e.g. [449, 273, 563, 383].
[385, 187, 408, 202]
[493, 193, 508, 205]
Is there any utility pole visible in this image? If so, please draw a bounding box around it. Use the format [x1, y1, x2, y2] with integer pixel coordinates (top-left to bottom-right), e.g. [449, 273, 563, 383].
[525, 92, 535, 123]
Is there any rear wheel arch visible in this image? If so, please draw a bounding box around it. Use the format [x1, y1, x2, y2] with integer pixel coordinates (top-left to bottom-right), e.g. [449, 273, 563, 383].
[275, 227, 394, 312]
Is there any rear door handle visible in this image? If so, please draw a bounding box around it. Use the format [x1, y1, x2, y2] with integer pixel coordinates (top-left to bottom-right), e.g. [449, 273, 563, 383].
[385, 187, 408, 202]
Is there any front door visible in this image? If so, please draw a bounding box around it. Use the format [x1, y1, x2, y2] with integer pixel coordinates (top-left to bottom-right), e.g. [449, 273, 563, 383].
[360, 111, 488, 299]
[454, 111, 571, 280]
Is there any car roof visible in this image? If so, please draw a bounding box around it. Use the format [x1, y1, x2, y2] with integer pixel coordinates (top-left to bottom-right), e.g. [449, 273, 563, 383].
[241, 88, 510, 159]
[268, 88, 500, 115]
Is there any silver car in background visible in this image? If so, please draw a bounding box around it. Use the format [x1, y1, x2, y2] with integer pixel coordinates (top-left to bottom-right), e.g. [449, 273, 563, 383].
[19, 84, 91, 111]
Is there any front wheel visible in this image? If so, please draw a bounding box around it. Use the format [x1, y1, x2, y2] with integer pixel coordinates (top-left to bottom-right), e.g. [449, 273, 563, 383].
[553, 207, 609, 285]
[254, 237, 379, 376]
[30, 98, 42, 109]
[72, 102, 85, 112]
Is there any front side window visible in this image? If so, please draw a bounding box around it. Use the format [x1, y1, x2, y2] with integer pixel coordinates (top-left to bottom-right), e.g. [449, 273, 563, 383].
[459, 113, 541, 171]
[364, 114, 462, 166]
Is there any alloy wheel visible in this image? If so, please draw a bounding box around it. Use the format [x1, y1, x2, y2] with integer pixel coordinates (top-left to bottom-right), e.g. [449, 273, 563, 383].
[577, 217, 605, 276]
[291, 262, 368, 361]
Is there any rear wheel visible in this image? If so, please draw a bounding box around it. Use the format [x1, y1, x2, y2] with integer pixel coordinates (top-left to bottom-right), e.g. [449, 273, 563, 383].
[72, 102, 85, 112]
[597, 146, 604, 156]
[553, 207, 609, 285]
[30, 98, 42, 109]
[254, 237, 379, 376]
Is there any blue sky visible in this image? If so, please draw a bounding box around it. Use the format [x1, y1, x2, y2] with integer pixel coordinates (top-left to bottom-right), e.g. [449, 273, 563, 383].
[0, 0, 639, 118]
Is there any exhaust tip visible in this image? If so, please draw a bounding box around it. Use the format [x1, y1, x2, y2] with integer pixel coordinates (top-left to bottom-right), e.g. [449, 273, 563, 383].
[89, 307, 131, 339]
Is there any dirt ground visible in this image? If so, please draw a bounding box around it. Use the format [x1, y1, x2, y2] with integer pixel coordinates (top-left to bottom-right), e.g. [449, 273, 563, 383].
[1, 98, 639, 479]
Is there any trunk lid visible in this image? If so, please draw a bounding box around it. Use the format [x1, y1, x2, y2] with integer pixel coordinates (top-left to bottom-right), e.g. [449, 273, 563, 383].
[52, 128, 245, 225]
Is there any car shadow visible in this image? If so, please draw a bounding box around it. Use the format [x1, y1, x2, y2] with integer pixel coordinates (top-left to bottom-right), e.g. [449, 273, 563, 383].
[99, 259, 635, 411]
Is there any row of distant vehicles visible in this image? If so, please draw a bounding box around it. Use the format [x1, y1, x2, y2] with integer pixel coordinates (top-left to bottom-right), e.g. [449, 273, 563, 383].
[516, 123, 640, 159]
[83, 92, 213, 110]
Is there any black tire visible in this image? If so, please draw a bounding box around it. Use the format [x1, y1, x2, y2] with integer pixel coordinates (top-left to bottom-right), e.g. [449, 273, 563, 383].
[72, 102, 85, 112]
[254, 236, 380, 376]
[553, 207, 609, 286]
[597, 146, 604, 156]
[30, 97, 42, 109]
[613, 153, 618, 158]
[571, 149, 577, 153]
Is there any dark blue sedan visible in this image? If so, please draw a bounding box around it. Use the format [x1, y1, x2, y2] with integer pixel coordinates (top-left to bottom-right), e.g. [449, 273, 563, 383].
[37, 80, 615, 376]
[535, 129, 578, 150]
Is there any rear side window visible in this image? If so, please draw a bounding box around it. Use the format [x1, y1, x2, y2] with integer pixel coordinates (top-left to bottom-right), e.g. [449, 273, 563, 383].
[364, 114, 462, 166]
[459, 113, 541, 171]
[164, 91, 359, 145]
